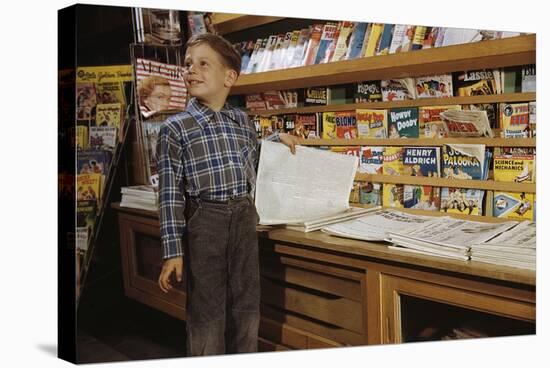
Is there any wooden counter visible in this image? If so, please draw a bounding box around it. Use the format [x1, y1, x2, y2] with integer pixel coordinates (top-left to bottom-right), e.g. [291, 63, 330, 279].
[112, 203, 536, 350]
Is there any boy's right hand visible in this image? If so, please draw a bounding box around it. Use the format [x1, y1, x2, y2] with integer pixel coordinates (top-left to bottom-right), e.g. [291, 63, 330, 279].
[158, 256, 183, 293]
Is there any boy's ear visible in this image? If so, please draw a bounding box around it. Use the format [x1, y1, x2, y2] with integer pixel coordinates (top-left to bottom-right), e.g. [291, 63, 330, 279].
[224, 69, 238, 88]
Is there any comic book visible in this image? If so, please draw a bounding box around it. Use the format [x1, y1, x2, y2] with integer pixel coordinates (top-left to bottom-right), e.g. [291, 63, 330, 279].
[77, 149, 112, 176]
[411, 26, 427, 50]
[381, 78, 416, 101]
[356, 109, 387, 138]
[76, 125, 89, 150]
[400, 25, 416, 52]
[388, 24, 407, 54]
[322, 112, 337, 139]
[359, 146, 385, 174]
[493, 191, 535, 220]
[376, 24, 395, 55]
[95, 103, 122, 128]
[335, 111, 358, 139]
[77, 173, 102, 203]
[419, 105, 461, 138]
[89, 126, 117, 151]
[440, 188, 485, 216]
[135, 58, 186, 118]
[303, 87, 328, 106]
[359, 182, 382, 206]
[494, 154, 536, 183]
[462, 103, 499, 129]
[402, 147, 441, 177]
[76, 82, 97, 120]
[500, 102, 530, 138]
[293, 113, 319, 139]
[302, 24, 324, 66]
[415, 75, 453, 98]
[404, 185, 440, 211]
[529, 101, 536, 137]
[388, 107, 419, 138]
[383, 183, 404, 208]
[263, 91, 287, 110]
[96, 81, 126, 105]
[354, 81, 383, 103]
[245, 94, 267, 111]
[289, 29, 311, 68]
[383, 146, 404, 176]
[440, 109, 494, 137]
[453, 69, 499, 96]
[363, 23, 384, 57]
[315, 23, 339, 64]
[330, 146, 361, 160]
[442, 144, 485, 180]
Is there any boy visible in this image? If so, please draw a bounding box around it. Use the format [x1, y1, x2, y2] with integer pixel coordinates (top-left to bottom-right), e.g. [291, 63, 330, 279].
[156, 33, 299, 356]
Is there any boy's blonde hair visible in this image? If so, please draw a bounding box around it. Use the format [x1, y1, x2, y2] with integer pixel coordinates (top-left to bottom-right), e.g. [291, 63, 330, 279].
[186, 33, 242, 75]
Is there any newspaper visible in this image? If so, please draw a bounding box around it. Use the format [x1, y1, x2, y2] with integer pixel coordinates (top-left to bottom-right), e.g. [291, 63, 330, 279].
[286, 206, 381, 232]
[321, 209, 437, 241]
[255, 141, 358, 225]
[389, 217, 518, 250]
[440, 109, 494, 137]
[472, 221, 536, 249]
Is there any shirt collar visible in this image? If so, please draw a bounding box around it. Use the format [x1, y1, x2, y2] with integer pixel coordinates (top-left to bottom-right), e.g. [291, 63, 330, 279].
[186, 97, 242, 129]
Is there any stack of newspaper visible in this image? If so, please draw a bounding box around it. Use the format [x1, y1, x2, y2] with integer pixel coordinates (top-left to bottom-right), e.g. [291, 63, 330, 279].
[470, 221, 536, 270]
[286, 206, 381, 232]
[387, 217, 518, 261]
[321, 209, 437, 241]
[120, 185, 158, 211]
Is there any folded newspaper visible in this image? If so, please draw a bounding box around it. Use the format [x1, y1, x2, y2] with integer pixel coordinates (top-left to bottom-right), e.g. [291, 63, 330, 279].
[387, 217, 518, 261]
[255, 141, 358, 225]
[440, 109, 494, 138]
[321, 209, 437, 241]
[286, 206, 381, 232]
[470, 221, 536, 269]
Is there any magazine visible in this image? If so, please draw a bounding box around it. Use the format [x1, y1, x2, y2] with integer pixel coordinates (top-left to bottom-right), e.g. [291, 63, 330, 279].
[439, 110, 494, 137]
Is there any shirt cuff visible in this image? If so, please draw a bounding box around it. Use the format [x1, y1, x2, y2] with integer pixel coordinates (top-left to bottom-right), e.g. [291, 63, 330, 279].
[161, 233, 185, 260]
[265, 131, 281, 143]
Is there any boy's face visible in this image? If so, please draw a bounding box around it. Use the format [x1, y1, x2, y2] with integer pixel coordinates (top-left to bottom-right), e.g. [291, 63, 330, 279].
[183, 43, 237, 102]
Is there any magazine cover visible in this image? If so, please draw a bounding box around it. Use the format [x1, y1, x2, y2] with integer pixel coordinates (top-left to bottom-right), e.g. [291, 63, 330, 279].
[415, 75, 453, 98]
[419, 105, 461, 138]
[335, 111, 358, 139]
[404, 185, 440, 211]
[494, 154, 536, 183]
[359, 182, 382, 205]
[95, 103, 122, 128]
[322, 112, 337, 139]
[493, 191, 535, 220]
[381, 78, 416, 101]
[89, 126, 117, 151]
[76, 82, 97, 120]
[142, 8, 182, 44]
[453, 69, 499, 96]
[354, 81, 383, 103]
[383, 146, 404, 175]
[135, 58, 187, 118]
[442, 144, 485, 180]
[500, 102, 530, 138]
[293, 113, 319, 139]
[388, 107, 419, 138]
[383, 183, 404, 208]
[440, 187, 484, 216]
[402, 147, 441, 177]
[359, 146, 384, 174]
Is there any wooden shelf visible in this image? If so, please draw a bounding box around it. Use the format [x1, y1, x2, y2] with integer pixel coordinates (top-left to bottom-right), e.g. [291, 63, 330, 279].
[231, 34, 535, 95]
[247, 93, 536, 116]
[211, 13, 285, 35]
[355, 174, 536, 193]
[298, 137, 536, 148]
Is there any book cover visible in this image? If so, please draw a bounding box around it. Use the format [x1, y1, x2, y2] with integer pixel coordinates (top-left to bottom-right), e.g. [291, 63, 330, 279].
[440, 188, 484, 216]
[354, 81, 382, 103]
[359, 146, 385, 174]
[383, 146, 404, 175]
[345, 22, 368, 60]
[493, 191, 535, 220]
[359, 182, 382, 206]
[388, 107, 419, 138]
[442, 144, 485, 180]
[402, 147, 441, 177]
[383, 183, 404, 208]
[356, 109, 387, 138]
[453, 69, 499, 96]
[415, 75, 453, 98]
[404, 185, 440, 211]
[419, 105, 461, 138]
[381, 78, 416, 101]
[322, 112, 337, 139]
[500, 102, 530, 138]
[135, 58, 186, 118]
[494, 154, 536, 183]
[335, 111, 358, 139]
[330, 21, 354, 62]
[89, 126, 117, 151]
[76, 82, 97, 120]
[95, 103, 122, 128]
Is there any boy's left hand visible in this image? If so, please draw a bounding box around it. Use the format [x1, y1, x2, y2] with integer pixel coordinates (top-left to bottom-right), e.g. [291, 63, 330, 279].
[279, 133, 301, 155]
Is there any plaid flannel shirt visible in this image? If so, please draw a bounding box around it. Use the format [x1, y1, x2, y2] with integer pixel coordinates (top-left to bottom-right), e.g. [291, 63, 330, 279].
[157, 97, 280, 259]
